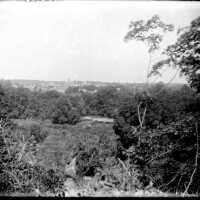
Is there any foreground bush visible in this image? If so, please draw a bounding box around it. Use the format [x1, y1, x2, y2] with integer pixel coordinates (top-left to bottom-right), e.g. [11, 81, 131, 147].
[113, 113, 200, 194]
[0, 120, 65, 196]
[75, 146, 102, 177]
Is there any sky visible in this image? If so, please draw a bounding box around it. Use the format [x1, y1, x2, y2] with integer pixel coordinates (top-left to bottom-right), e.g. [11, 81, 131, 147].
[0, 1, 199, 83]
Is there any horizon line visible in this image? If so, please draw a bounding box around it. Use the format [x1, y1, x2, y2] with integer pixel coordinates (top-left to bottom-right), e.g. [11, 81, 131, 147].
[0, 78, 187, 85]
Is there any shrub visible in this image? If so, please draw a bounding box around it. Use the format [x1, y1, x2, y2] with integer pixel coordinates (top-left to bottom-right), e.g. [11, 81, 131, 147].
[29, 124, 48, 143]
[75, 146, 102, 177]
[114, 113, 200, 193]
[0, 120, 65, 196]
[51, 96, 80, 125]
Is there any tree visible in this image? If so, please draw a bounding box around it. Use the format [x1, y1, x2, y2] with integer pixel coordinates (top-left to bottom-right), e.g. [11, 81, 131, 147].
[124, 15, 174, 128]
[124, 15, 174, 87]
[6, 87, 31, 119]
[113, 16, 200, 193]
[0, 85, 9, 120]
[51, 96, 80, 125]
[94, 86, 120, 118]
[150, 16, 200, 93]
[66, 94, 86, 116]
[82, 85, 120, 117]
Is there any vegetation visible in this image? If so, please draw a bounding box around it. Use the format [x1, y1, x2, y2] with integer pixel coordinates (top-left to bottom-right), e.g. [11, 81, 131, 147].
[0, 15, 199, 196]
[112, 15, 200, 195]
[150, 16, 200, 93]
[51, 96, 81, 125]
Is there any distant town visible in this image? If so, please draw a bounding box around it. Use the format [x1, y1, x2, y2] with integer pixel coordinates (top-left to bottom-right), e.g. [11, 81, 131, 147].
[0, 79, 145, 93]
[0, 79, 184, 94]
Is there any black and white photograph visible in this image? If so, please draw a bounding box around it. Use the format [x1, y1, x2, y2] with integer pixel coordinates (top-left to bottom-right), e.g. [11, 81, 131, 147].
[0, 0, 199, 197]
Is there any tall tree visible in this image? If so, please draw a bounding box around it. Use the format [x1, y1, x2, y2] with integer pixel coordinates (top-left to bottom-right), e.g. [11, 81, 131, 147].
[150, 16, 200, 93]
[124, 15, 174, 128]
[124, 15, 174, 87]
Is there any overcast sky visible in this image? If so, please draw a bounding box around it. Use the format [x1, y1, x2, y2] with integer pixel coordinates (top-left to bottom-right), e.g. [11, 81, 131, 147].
[0, 1, 199, 83]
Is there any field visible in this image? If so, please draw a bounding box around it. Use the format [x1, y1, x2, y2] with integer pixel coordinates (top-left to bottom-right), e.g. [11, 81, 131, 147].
[7, 118, 197, 197]
[5, 118, 118, 196]
[13, 117, 116, 166]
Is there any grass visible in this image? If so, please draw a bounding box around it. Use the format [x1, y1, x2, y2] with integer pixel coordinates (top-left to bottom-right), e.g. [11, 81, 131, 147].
[10, 118, 199, 197]
[13, 118, 116, 170]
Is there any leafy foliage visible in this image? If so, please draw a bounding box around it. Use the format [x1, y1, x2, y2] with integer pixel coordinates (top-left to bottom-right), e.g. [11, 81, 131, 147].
[29, 124, 49, 143]
[151, 16, 200, 93]
[124, 15, 174, 53]
[0, 119, 65, 196]
[75, 146, 101, 177]
[51, 96, 80, 125]
[114, 112, 200, 193]
[113, 79, 200, 194]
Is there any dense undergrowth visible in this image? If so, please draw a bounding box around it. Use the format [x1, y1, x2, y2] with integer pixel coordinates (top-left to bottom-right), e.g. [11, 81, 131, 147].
[113, 90, 200, 194]
[0, 114, 199, 196]
[0, 118, 119, 196]
[0, 81, 200, 196]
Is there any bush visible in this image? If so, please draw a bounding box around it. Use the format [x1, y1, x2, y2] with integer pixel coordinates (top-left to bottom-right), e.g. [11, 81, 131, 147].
[51, 96, 80, 125]
[75, 146, 102, 177]
[0, 120, 65, 196]
[113, 113, 200, 193]
[36, 168, 65, 193]
[29, 124, 48, 143]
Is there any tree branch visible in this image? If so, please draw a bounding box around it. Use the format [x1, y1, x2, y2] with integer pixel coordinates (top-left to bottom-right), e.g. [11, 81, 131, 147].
[158, 173, 179, 189]
[137, 102, 143, 129]
[147, 149, 172, 164]
[146, 53, 152, 86]
[141, 106, 147, 127]
[118, 158, 131, 177]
